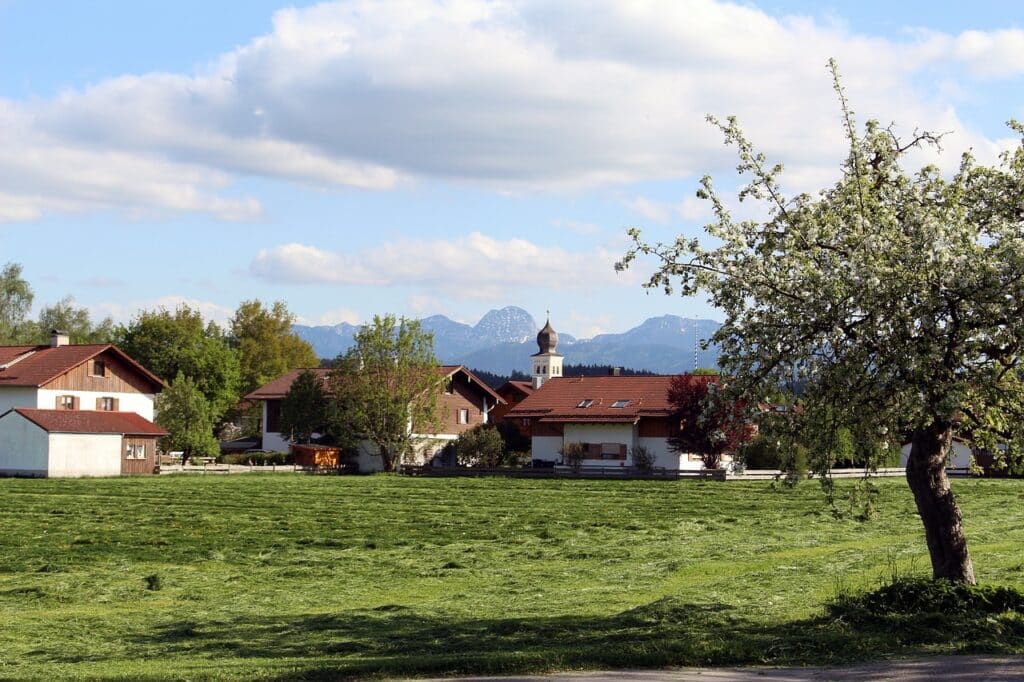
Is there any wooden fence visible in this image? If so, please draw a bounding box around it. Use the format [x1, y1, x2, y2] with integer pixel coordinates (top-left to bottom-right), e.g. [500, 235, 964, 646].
[400, 465, 727, 480]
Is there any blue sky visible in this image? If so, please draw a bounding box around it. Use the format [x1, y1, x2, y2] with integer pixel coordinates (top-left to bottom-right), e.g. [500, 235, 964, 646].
[2, 0, 1023, 337]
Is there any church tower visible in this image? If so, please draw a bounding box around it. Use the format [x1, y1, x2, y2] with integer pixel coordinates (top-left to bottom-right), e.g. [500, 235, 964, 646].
[531, 315, 563, 389]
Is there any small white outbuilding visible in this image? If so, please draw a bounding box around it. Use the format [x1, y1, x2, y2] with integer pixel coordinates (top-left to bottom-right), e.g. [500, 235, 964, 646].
[0, 408, 166, 477]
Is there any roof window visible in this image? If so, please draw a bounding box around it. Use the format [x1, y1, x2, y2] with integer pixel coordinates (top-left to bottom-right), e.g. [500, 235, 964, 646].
[610, 400, 630, 408]
[576, 399, 594, 408]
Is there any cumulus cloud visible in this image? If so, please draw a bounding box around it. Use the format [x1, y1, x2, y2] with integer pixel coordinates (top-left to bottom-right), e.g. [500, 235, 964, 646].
[250, 232, 629, 299]
[89, 296, 235, 326]
[1, 0, 1023, 221]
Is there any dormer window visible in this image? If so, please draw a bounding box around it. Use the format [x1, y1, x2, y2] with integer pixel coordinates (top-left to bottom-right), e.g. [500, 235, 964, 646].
[91, 359, 107, 377]
[576, 399, 594, 408]
[610, 400, 630, 408]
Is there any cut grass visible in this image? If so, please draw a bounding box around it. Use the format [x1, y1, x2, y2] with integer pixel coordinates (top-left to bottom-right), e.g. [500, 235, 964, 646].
[0, 474, 1021, 680]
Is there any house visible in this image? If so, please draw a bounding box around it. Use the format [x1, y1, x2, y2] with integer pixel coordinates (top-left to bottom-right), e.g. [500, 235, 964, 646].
[0, 409, 166, 477]
[505, 319, 700, 470]
[900, 436, 974, 470]
[245, 364, 504, 471]
[0, 331, 166, 477]
[489, 379, 535, 437]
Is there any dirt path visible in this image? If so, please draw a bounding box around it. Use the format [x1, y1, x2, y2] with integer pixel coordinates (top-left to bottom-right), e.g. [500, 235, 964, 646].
[413, 655, 1024, 681]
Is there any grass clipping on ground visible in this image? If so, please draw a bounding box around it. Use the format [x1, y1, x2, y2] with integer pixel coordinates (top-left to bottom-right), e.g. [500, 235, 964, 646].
[0, 475, 1022, 680]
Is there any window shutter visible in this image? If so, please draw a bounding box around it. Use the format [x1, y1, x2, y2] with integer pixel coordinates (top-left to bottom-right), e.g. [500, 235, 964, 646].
[113, 398, 120, 411]
[619, 444, 628, 460]
[72, 396, 79, 410]
[96, 397, 102, 410]
[55, 396, 62, 409]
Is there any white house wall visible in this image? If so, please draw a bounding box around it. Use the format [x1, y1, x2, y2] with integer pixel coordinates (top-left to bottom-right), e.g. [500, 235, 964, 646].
[531, 436, 563, 462]
[47, 433, 122, 477]
[0, 387, 40, 416]
[0, 412, 48, 476]
[636, 436, 696, 470]
[564, 423, 636, 465]
[900, 440, 973, 469]
[36, 389, 155, 421]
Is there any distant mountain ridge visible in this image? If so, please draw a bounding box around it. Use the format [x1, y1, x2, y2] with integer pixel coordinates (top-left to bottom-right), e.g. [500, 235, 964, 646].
[293, 306, 721, 375]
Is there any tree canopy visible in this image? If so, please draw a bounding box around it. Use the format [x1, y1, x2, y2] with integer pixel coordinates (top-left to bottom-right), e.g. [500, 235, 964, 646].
[667, 374, 753, 469]
[0, 263, 34, 344]
[328, 315, 440, 472]
[279, 369, 327, 445]
[230, 300, 318, 395]
[155, 373, 219, 464]
[618, 61, 1024, 584]
[116, 305, 241, 423]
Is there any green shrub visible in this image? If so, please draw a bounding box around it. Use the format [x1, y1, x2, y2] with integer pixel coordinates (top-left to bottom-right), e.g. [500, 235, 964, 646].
[631, 445, 656, 473]
[740, 436, 781, 469]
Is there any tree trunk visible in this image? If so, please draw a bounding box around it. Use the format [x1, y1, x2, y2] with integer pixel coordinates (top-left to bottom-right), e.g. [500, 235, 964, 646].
[379, 443, 395, 472]
[905, 418, 976, 584]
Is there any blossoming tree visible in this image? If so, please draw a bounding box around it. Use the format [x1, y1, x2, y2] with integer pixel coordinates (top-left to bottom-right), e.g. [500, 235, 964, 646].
[617, 62, 1024, 584]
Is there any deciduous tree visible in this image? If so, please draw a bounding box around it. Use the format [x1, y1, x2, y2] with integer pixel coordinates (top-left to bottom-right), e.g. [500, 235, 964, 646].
[279, 369, 327, 445]
[117, 305, 241, 423]
[155, 374, 219, 465]
[667, 374, 753, 469]
[328, 315, 440, 472]
[618, 61, 1024, 583]
[230, 300, 318, 395]
[0, 263, 33, 344]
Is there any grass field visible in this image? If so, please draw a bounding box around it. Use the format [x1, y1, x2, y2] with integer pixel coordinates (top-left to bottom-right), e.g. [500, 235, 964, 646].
[0, 474, 1022, 680]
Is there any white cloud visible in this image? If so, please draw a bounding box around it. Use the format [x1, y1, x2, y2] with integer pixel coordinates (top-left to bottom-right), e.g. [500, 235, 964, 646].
[89, 296, 235, 327]
[1, 1, 1023, 221]
[250, 232, 629, 299]
[297, 308, 362, 326]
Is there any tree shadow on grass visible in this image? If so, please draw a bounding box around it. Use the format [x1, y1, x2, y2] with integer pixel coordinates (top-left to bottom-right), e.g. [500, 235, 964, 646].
[71, 596, 1024, 679]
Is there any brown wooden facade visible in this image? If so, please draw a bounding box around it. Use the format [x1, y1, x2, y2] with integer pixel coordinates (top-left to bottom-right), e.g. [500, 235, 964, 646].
[43, 351, 158, 395]
[121, 436, 158, 475]
[433, 375, 488, 434]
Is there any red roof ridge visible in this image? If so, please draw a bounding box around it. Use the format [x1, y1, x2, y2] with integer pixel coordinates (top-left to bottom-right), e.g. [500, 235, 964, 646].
[11, 408, 167, 436]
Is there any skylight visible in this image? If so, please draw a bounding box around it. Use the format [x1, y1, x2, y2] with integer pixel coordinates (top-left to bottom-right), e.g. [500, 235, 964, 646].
[576, 399, 594, 408]
[610, 400, 630, 408]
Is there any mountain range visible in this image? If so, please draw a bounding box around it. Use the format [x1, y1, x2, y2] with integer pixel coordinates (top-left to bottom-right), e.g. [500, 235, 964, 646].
[293, 307, 722, 375]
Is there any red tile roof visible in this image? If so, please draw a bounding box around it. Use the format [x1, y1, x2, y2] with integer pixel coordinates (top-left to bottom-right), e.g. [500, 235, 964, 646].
[244, 368, 332, 400]
[0, 344, 164, 390]
[245, 365, 503, 404]
[506, 375, 676, 423]
[11, 408, 167, 436]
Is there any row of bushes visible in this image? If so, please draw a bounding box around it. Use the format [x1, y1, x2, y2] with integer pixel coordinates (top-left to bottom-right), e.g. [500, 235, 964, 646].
[218, 451, 293, 466]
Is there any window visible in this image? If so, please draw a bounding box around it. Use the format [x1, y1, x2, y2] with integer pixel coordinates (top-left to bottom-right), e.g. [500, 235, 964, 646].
[98, 396, 117, 411]
[125, 443, 146, 460]
[57, 395, 76, 410]
[444, 377, 453, 394]
[610, 399, 630, 408]
[91, 359, 106, 377]
[457, 408, 469, 425]
[576, 399, 594, 408]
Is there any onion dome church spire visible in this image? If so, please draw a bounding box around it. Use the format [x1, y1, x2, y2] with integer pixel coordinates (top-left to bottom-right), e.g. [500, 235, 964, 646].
[530, 312, 563, 389]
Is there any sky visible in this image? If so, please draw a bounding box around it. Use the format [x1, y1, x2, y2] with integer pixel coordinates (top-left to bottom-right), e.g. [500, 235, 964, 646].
[1, 1, 1022, 338]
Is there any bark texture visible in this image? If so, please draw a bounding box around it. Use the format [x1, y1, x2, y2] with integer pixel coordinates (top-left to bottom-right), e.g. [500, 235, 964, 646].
[905, 418, 976, 584]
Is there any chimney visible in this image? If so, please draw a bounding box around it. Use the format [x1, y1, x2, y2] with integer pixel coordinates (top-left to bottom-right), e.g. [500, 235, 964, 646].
[50, 330, 70, 348]
[532, 375, 544, 390]
[609, 367, 621, 376]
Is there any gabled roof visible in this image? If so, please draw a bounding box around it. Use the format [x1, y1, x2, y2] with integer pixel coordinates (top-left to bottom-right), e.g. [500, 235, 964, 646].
[496, 380, 536, 400]
[9, 408, 167, 436]
[506, 375, 676, 424]
[244, 365, 503, 404]
[244, 368, 332, 400]
[438, 365, 504, 404]
[0, 344, 164, 391]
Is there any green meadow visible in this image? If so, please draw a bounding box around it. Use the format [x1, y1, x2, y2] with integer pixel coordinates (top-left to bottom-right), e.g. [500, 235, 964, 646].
[0, 474, 1022, 680]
